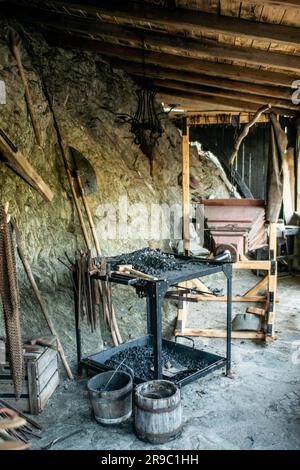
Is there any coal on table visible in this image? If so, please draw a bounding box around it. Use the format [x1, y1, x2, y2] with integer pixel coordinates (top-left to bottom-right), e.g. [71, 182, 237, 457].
[108, 248, 182, 275]
[104, 345, 208, 383]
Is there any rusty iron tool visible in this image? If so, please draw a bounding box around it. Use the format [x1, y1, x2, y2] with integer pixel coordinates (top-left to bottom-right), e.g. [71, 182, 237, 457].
[0, 398, 42, 431]
[11, 220, 73, 380]
[0, 205, 23, 400]
[69, 147, 97, 195]
[69, 149, 123, 344]
[0, 127, 18, 153]
[69, 146, 100, 256]
[41, 429, 82, 450]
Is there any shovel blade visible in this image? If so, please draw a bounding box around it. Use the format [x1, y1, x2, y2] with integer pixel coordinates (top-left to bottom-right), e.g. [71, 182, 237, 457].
[69, 146, 97, 195]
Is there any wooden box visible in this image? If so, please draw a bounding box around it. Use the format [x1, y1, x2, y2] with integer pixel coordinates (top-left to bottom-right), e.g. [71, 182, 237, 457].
[0, 343, 59, 414]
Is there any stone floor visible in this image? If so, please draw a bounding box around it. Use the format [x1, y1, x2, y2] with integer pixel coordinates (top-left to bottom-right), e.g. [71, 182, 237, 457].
[29, 271, 300, 450]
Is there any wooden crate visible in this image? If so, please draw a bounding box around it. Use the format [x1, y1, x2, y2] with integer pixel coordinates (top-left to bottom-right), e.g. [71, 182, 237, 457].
[0, 343, 59, 414]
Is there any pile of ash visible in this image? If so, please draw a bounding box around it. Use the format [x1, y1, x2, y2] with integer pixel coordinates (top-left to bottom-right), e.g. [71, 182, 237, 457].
[109, 248, 181, 275]
[104, 345, 206, 383]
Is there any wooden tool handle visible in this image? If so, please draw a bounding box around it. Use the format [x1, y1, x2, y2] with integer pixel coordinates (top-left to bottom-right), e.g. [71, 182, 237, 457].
[11, 34, 42, 148]
[117, 264, 158, 280]
[129, 268, 158, 281]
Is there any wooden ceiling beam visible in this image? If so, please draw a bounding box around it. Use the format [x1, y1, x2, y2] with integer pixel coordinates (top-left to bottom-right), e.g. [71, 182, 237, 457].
[152, 78, 299, 111]
[241, 0, 300, 8]
[155, 87, 297, 116]
[185, 114, 270, 125]
[155, 87, 292, 114]
[120, 61, 292, 101]
[44, 33, 299, 88]
[17, 7, 300, 72]
[16, 0, 300, 48]
[156, 89, 258, 112]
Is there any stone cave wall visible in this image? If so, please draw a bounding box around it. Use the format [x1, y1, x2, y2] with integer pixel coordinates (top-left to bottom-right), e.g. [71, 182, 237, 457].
[0, 22, 231, 370]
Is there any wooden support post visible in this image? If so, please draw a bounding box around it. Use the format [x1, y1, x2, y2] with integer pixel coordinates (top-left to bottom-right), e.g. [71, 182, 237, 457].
[192, 295, 270, 302]
[182, 117, 190, 255]
[294, 117, 300, 212]
[176, 119, 190, 334]
[181, 328, 266, 340]
[266, 222, 277, 341]
[243, 274, 269, 297]
[233, 260, 271, 270]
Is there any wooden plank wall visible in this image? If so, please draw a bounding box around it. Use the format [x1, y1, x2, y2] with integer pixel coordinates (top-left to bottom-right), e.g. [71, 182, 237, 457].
[190, 123, 270, 199]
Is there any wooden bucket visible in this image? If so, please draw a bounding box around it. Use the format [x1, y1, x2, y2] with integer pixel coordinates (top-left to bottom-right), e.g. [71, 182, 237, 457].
[87, 371, 133, 425]
[134, 380, 182, 444]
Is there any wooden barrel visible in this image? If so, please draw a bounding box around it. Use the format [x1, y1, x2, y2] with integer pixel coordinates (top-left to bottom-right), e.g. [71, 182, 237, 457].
[134, 380, 182, 444]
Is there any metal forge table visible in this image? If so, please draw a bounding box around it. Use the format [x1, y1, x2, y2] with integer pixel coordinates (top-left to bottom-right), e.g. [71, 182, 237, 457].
[76, 256, 233, 386]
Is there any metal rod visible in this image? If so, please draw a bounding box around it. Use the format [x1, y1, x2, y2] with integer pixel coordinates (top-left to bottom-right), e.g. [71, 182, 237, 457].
[103, 355, 128, 391]
[151, 282, 164, 380]
[73, 282, 82, 373]
[146, 296, 152, 335]
[226, 269, 232, 376]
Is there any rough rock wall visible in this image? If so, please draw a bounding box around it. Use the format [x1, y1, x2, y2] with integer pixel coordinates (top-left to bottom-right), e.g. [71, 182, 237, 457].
[0, 22, 231, 368]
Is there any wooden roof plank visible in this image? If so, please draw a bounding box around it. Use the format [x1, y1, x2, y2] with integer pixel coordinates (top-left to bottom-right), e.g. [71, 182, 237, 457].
[155, 87, 297, 115]
[12, 0, 300, 49]
[120, 61, 293, 100]
[16, 8, 300, 72]
[44, 33, 299, 88]
[152, 78, 299, 110]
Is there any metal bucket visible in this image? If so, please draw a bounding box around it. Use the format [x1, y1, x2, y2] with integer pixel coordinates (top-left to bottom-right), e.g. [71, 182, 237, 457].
[134, 380, 182, 444]
[87, 370, 133, 425]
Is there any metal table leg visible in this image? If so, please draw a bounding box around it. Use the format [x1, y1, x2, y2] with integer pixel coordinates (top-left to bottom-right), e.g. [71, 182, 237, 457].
[226, 267, 232, 376]
[146, 295, 152, 335]
[147, 281, 168, 379]
[74, 288, 82, 374]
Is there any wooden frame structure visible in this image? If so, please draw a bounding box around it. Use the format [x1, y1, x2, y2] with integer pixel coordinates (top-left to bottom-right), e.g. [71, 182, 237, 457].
[5, 0, 300, 117]
[175, 118, 278, 342]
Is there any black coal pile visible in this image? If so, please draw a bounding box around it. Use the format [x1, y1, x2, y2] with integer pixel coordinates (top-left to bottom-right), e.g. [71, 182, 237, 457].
[104, 345, 207, 383]
[110, 248, 181, 275]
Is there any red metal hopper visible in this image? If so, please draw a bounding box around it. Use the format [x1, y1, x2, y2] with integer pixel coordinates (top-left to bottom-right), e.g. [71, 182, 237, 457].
[201, 199, 267, 261]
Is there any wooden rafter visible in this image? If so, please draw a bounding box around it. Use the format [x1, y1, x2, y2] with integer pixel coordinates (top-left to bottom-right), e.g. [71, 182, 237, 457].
[15, 8, 300, 72]
[151, 79, 299, 111]
[185, 114, 270, 125]
[155, 88, 297, 116]
[44, 34, 298, 89]
[15, 0, 300, 48]
[120, 62, 292, 101]
[241, 0, 300, 8]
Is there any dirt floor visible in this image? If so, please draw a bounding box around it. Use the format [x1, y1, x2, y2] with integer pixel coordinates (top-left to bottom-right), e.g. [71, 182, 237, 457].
[28, 271, 300, 450]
